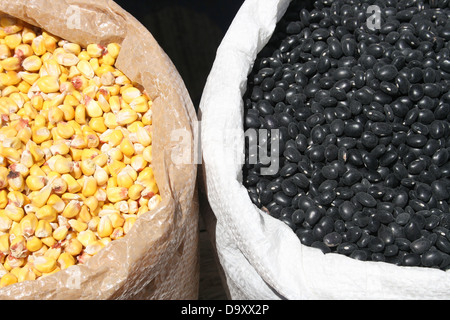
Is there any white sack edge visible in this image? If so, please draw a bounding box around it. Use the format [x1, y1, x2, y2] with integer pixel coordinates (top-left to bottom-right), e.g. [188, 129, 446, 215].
[200, 0, 450, 299]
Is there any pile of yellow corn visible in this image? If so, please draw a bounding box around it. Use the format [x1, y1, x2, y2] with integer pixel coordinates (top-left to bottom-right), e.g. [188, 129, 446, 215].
[0, 16, 161, 287]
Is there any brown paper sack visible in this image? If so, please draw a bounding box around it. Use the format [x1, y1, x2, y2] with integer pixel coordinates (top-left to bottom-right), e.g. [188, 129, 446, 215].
[0, 0, 199, 299]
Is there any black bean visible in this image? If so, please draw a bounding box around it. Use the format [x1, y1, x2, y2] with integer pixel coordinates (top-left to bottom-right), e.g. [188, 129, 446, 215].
[371, 122, 393, 137]
[323, 232, 342, 247]
[402, 253, 421, 266]
[336, 242, 358, 255]
[431, 180, 450, 200]
[375, 65, 398, 81]
[355, 192, 377, 208]
[421, 249, 443, 268]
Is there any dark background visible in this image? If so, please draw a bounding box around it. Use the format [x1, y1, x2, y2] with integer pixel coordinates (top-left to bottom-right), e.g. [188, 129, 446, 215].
[114, 0, 246, 108]
[113, 0, 246, 299]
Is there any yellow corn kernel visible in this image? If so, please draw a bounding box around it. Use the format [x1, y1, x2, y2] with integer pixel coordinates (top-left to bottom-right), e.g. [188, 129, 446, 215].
[31, 126, 51, 144]
[87, 216, 100, 231]
[63, 42, 81, 55]
[40, 237, 56, 248]
[84, 98, 102, 118]
[123, 216, 136, 234]
[10, 236, 27, 259]
[84, 240, 105, 256]
[143, 146, 152, 163]
[130, 95, 149, 113]
[50, 143, 70, 156]
[17, 266, 36, 282]
[116, 109, 138, 126]
[92, 166, 107, 187]
[35, 220, 52, 238]
[95, 64, 115, 77]
[35, 205, 57, 222]
[7, 191, 27, 208]
[0, 43, 11, 59]
[0, 190, 7, 209]
[108, 212, 125, 228]
[42, 59, 61, 77]
[62, 200, 82, 219]
[56, 122, 75, 139]
[27, 143, 45, 164]
[81, 148, 98, 161]
[43, 36, 57, 53]
[82, 176, 97, 197]
[57, 252, 75, 270]
[0, 234, 10, 254]
[86, 44, 104, 58]
[77, 230, 97, 248]
[0, 273, 17, 287]
[36, 75, 60, 93]
[53, 156, 73, 174]
[107, 159, 126, 178]
[106, 187, 128, 203]
[3, 87, 21, 98]
[9, 222, 22, 239]
[53, 225, 69, 242]
[1, 56, 21, 71]
[118, 138, 134, 158]
[2, 147, 21, 164]
[130, 155, 148, 173]
[108, 129, 124, 147]
[56, 52, 80, 67]
[33, 256, 57, 273]
[107, 43, 121, 59]
[31, 35, 47, 56]
[15, 43, 33, 57]
[117, 170, 135, 189]
[121, 86, 141, 104]
[0, 71, 21, 86]
[97, 215, 113, 238]
[86, 117, 106, 134]
[64, 238, 83, 256]
[77, 59, 94, 79]
[30, 184, 52, 209]
[78, 206, 91, 224]
[19, 213, 38, 238]
[4, 33, 21, 49]
[68, 219, 88, 233]
[4, 205, 25, 222]
[10, 267, 21, 279]
[74, 104, 86, 124]
[80, 158, 96, 176]
[49, 177, 67, 195]
[28, 165, 44, 178]
[26, 236, 43, 252]
[22, 55, 42, 72]
[0, 209, 12, 232]
[58, 104, 75, 121]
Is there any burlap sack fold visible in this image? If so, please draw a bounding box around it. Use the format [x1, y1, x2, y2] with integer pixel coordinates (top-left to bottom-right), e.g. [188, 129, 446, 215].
[0, 0, 199, 300]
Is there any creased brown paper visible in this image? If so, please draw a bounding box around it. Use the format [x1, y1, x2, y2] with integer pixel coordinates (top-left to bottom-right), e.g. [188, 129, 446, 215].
[0, 0, 199, 300]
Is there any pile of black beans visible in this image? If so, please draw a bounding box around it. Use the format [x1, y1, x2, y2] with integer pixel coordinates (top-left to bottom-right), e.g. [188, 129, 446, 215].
[243, 0, 450, 269]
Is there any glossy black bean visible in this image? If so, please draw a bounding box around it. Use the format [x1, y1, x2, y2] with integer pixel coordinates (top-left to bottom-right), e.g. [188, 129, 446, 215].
[371, 122, 392, 137]
[431, 180, 450, 201]
[402, 253, 421, 266]
[421, 250, 443, 268]
[355, 192, 377, 208]
[375, 65, 398, 81]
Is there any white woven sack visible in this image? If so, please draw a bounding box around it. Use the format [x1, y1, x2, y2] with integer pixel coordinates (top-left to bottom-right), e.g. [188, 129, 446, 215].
[200, 0, 450, 300]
